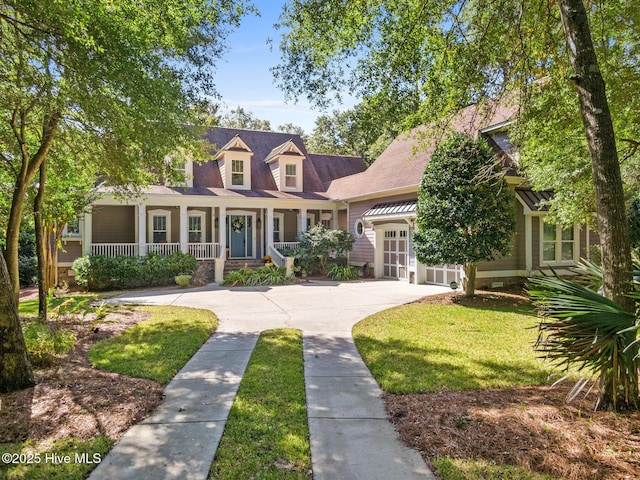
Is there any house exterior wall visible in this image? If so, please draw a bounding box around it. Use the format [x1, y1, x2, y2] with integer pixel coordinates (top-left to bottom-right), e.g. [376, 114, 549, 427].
[92, 205, 135, 243]
[348, 192, 417, 267]
[477, 197, 526, 273]
[58, 241, 83, 263]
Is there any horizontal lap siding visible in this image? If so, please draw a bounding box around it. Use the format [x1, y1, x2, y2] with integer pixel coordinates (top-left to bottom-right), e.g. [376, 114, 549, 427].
[478, 198, 526, 272]
[349, 201, 376, 264]
[93, 206, 135, 243]
[58, 242, 83, 263]
[349, 193, 417, 265]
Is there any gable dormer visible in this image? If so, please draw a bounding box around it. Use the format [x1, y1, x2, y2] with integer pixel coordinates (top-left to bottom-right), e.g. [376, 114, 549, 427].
[214, 135, 253, 190]
[264, 140, 305, 192]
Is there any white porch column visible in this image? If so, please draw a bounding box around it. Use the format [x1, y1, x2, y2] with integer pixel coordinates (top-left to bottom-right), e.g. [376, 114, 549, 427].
[266, 207, 274, 253]
[218, 206, 227, 258]
[83, 210, 93, 255]
[300, 207, 308, 233]
[332, 206, 339, 229]
[180, 205, 188, 254]
[138, 203, 147, 257]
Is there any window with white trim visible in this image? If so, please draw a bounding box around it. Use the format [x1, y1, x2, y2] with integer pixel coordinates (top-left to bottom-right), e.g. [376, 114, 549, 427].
[188, 215, 203, 242]
[354, 219, 365, 238]
[152, 215, 168, 243]
[541, 220, 577, 264]
[285, 164, 297, 188]
[64, 217, 81, 237]
[231, 159, 245, 186]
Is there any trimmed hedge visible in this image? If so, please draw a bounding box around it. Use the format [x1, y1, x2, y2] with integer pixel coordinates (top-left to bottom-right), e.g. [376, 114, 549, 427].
[72, 252, 197, 291]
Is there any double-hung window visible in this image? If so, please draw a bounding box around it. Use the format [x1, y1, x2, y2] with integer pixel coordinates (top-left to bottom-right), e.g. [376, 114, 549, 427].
[231, 160, 244, 187]
[285, 164, 297, 188]
[152, 215, 168, 243]
[542, 220, 577, 264]
[188, 215, 203, 243]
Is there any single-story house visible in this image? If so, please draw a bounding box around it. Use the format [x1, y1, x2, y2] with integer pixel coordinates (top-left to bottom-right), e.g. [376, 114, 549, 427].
[57, 104, 597, 287]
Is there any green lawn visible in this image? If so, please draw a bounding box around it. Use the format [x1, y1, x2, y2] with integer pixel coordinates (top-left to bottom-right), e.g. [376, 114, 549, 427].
[89, 306, 218, 384]
[353, 301, 562, 480]
[209, 329, 311, 480]
[353, 303, 552, 393]
[18, 294, 100, 318]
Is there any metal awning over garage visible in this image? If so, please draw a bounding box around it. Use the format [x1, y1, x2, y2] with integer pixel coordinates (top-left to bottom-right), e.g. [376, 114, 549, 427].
[363, 200, 417, 221]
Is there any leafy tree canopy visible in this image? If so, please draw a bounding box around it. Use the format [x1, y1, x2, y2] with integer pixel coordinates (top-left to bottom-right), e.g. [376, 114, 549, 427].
[275, 0, 640, 224]
[219, 106, 273, 131]
[413, 133, 515, 295]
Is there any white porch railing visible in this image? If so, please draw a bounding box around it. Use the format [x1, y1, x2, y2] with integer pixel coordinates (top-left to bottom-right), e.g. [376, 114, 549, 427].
[146, 243, 181, 255]
[188, 242, 220, 260]
[274, 242, 299, 253]
[91, 243, 139, 257]
[91, 242, 220, 260]
[268, 245, 286, 268]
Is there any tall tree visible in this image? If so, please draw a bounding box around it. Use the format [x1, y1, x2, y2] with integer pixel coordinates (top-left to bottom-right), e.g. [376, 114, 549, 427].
[0, 0, 250, 303]
[414, 133, 515, 296]
[0, 249, 35, 392]
[275, 0, 636, 307]
[219, 106, 272, 130]
[0, 0, 250, 392]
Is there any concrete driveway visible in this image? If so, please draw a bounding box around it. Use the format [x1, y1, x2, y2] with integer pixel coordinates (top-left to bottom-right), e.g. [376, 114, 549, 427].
[95, 279, 451, 480]
[111, 279, 451, 334]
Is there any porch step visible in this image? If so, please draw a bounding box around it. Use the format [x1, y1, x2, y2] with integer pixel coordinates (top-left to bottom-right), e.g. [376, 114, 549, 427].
[223, 259, 265, 275]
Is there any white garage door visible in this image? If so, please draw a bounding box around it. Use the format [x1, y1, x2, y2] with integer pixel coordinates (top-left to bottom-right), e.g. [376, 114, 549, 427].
[383, 229, 408, 280]
[424, 264, 461, 286]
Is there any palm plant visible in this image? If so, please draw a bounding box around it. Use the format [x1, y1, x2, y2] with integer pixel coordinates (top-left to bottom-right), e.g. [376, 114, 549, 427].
[529, 266, 640, 412]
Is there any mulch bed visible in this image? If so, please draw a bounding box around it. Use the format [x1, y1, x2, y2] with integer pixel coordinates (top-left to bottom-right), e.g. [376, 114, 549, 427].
[385, 290, 640, 479]
[0, 308, 164, 445]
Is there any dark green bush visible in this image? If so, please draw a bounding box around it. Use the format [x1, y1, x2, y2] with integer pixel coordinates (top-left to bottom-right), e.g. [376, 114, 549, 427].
[72, 252, 197, 291]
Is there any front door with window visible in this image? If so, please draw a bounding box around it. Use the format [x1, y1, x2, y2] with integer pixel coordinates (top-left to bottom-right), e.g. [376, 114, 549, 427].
[228, 214, 254, 258]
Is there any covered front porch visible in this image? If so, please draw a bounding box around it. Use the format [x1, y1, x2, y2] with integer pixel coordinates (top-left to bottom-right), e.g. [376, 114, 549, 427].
[76, 196, 343, 280]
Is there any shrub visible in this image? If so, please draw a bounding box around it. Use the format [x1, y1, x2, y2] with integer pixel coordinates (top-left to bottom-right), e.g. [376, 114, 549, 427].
[175, 275, 192, 286]
[221, 266, 293, 286]
[327, 262, 359, 281]
[296, 224, 355, 275]
[73, 252, 197, 291]
[22, 322, 76, 367]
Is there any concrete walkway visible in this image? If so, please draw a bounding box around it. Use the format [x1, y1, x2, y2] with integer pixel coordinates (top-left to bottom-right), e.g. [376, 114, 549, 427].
[89, 280, 449, 479]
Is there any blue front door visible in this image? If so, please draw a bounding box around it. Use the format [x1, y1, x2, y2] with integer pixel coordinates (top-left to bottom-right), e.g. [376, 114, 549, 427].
[228, 215, 253, 258]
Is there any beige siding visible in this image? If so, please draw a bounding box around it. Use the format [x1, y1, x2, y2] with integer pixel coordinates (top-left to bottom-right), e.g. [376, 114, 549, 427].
[270, 162, 280, 189]
[58, 241, 83, 263]
[93, 205, 135, 243]
[478, 198, 526, 272]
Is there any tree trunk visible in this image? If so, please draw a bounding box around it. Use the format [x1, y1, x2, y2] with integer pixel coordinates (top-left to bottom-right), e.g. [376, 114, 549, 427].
[0, 250, 36, 393]
[34, 162, 48, 320]
[5, 110, 60, 304]
[558, 0, 637, 410]
[463, 262, 477, 296]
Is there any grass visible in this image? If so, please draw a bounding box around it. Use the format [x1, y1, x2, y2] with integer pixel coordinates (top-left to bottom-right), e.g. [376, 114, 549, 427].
[432, 456, 562, 480]
[0, 436, 113, 480]
[18, 294, 100, 318]
[353, 301, 563, 480]
[353, 303, 552, 393]
[209, 329, 311, 480]
[88, 306, 218, 384]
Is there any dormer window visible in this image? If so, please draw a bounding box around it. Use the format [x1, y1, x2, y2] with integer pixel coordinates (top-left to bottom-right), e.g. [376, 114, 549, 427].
[265, 140, 305, 192]
[231, 160, 245, 187]
[214, 135, 253, 190]
[285, 164, 297, 188]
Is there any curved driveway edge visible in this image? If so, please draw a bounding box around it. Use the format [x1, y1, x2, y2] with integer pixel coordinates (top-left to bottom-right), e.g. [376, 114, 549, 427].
[93, 280, 450, 479]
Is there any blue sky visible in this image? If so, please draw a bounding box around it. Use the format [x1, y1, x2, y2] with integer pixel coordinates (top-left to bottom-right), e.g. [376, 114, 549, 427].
[214, 0, 354, 133]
